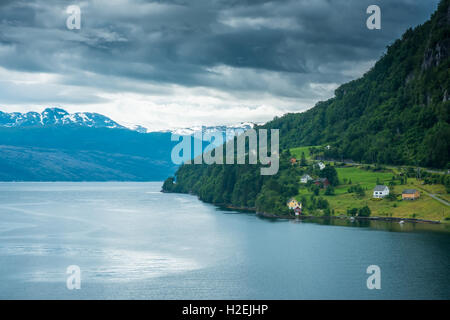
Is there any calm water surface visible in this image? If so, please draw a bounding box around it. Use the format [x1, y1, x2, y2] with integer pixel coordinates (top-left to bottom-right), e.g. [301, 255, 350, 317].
[0, 182, 449, 299]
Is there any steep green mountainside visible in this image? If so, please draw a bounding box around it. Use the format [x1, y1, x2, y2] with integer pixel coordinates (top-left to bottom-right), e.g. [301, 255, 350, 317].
[264, 0, 449, 168]
[163, 0, 450, 215]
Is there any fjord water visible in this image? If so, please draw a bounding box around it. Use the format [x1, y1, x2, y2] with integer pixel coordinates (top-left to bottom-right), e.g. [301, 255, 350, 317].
[0, 182, 449, 299]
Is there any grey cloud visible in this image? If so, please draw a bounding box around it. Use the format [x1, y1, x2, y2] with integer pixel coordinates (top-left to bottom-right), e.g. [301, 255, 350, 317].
[0, 0, 441, 107]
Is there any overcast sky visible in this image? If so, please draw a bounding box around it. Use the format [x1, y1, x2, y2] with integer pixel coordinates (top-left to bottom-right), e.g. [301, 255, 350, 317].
[0, 0, 440, 130]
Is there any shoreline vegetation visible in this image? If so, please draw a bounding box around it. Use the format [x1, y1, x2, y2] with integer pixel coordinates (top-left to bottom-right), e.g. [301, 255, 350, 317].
[161, 190, 444, 224]
[162, 1, 449, 224]
[162, 151, 450, 223]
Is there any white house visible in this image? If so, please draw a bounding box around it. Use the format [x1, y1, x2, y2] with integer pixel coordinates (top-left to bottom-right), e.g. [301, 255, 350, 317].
[373, 185, 389, 198]
[318, 162, 326, 170]
[300, 174, 313, 184]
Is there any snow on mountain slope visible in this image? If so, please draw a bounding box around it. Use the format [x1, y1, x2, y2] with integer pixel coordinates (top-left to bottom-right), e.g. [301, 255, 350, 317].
[0, 108, 257, 137]
[0, 108, 124, 129]
[162, 123, 256, 137]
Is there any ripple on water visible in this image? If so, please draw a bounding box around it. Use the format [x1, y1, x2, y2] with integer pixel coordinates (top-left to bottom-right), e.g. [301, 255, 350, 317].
[0, 244, 201, 283]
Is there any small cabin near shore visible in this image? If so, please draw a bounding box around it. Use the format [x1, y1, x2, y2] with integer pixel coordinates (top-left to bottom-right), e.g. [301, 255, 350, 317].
[287, 198, 300, 209]
[287, 198, 302, 216]
[402, 189, 420, 200]
[373, 185, 389, 198]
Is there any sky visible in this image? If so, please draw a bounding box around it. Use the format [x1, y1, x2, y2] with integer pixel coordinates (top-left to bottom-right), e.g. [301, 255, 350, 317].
[0, 0, 441, 131]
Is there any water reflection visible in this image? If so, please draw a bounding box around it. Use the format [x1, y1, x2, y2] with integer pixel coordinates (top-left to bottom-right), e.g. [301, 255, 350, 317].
[295, 216, 450, 233]
[0, 182, 449, 299]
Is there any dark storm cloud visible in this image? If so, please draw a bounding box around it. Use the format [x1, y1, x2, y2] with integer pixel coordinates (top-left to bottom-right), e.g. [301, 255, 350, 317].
[0, 0, 441, 104]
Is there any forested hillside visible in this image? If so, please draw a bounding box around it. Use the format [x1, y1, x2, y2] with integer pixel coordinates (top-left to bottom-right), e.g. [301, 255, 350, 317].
[163, 0, 450, 215]
[264, 0, 449, 168]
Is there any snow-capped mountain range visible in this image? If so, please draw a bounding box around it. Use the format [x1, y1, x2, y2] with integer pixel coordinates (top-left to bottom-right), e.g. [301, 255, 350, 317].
[161, 123, 256, 137]
[0, 108, 124, 129]
[0, 108, 256, 136]
[0, 108, 257, 181]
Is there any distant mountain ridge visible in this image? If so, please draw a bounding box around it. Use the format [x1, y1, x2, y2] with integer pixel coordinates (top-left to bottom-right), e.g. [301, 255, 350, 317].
[0, 107, 177, 181]
[0, 108, 257, 138]
[164, 123, 256, 136]
[0, 108, 124, 129]
[0, 108, 256, 181]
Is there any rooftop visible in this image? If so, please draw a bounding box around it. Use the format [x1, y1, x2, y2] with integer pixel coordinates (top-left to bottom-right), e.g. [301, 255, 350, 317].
[374, 185, 388, 191]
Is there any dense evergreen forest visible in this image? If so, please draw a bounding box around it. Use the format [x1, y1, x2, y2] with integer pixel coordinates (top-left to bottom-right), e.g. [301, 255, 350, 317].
[264, 0, 449, 168]
[163, 0, 450, 215]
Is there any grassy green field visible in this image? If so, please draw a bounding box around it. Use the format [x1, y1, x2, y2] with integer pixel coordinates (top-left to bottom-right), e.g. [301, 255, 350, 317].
[290, 146, 315, 160]
[295, 164, 450, 221]
[335, 167, 394, 189]
[418, 184, 450, 202]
